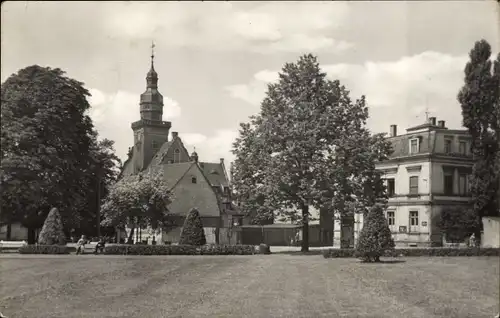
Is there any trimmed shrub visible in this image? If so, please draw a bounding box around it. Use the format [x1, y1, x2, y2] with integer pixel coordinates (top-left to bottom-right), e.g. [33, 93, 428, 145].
[355, 204, 395, 262]
[323, 247, 500, 258]
[19, 245, 71, 254]
[179, 208, 206, 246]
[103, 244, 256, 255]
[258, 244, 271, 254]
[38, 207, 66, 245]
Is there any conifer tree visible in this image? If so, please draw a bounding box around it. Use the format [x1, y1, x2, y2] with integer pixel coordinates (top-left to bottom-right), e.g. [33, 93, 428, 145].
[38, 207, 67, 245]
[179, 208, 206, 246]
[355, 204, 394, 262]
[458, 40, 500, 233]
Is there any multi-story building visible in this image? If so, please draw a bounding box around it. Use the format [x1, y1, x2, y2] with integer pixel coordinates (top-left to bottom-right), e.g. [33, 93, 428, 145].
[375, 117, 474, 247]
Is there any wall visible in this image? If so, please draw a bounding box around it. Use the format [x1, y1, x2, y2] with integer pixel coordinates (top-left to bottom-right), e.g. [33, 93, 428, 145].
[0, 223, 28, 241]
[482, 217, 500, 248]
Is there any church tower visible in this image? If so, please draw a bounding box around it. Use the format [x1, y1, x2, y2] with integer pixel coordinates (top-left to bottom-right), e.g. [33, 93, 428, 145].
[131, 43, 172, 172]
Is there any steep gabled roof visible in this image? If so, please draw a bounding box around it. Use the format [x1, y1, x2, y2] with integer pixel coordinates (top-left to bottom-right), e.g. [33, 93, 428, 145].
[148, 161, 194, 190]
[199, 162, 229, 187]
[150, 140, 175, 167]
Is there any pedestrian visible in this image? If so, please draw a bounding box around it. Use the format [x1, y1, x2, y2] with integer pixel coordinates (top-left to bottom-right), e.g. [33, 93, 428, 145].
[94, 237, 106, 255]
[76, 235, 87, 255]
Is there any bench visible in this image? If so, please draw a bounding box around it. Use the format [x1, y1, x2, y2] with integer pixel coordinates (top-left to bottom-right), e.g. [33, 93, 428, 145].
[0, 240, 27, 253]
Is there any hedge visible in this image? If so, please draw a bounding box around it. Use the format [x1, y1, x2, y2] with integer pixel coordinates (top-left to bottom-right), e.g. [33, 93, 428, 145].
[104, 244, 258, 255]
[19, 245, 71, 254]
[323, 247, 500, 258]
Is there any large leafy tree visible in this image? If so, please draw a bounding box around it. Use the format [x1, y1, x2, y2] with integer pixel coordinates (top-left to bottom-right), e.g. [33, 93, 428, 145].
[100, 170, 173, 243]
[1, 66, 98, 242]
[232, 54, 392, 252]
[458, 40, 500, 237]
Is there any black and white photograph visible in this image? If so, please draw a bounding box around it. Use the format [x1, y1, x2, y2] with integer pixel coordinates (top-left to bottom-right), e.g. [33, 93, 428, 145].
[1, 1, 499, 317]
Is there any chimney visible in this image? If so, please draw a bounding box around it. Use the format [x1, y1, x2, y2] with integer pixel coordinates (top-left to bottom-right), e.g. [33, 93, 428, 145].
[172, 132, 178, 139]
[220, 158, 224, 165]
[438, 120, 445, 128]
[429, 117, 436, 126]
[390, 125, 397, 137]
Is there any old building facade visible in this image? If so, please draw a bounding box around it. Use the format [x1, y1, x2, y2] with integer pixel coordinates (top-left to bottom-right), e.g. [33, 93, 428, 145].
[376, 117, 474, 246]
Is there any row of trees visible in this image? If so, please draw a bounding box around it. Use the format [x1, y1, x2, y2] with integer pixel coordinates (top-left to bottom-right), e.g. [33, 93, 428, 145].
[1, 66, 121, 243]
[231, 54, 393, 252]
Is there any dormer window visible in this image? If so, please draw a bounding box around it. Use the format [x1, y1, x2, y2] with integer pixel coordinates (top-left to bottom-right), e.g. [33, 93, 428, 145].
[409, 138, 419, 154]
[191, 176, 197, 184]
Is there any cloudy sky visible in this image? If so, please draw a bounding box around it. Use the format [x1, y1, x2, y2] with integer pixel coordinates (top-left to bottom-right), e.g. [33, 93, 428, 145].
[1, 1, 499, 166]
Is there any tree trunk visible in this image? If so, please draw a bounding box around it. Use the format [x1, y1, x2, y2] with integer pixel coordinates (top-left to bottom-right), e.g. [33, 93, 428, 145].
[301, 204, 309, 252]
[127, 227, 135, 244]
[27, 227, 36, 244]
[6, 223, 12, 240]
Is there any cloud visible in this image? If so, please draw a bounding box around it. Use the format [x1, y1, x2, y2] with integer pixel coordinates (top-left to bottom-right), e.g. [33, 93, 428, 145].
[87, 88, 181, 161]
[102, 2, 353, 53]
[225, 51, 470, 133]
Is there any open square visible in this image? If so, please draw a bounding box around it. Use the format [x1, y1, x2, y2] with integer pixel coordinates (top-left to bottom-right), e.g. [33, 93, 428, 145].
[0, 255, 498, 318]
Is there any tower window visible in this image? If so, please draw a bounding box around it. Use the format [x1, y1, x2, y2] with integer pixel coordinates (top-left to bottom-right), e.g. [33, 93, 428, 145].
[152, 140, 159, 149]
[191, 177, 197, 184]
[174, 149, 180, 163]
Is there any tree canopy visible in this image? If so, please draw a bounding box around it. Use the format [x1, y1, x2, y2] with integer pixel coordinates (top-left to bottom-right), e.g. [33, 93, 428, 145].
[100, 170, 173, 237]
[0, 65, 121, 241]
[458, 40, 500, 222]
[231, 54, 393, 251]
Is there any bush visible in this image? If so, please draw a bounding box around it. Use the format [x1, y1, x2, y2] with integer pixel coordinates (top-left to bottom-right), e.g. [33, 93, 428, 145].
[179, 208, 206, 246]
[103, 244, 257, 255]
[38, 207, 66, 245]
[355, 204, 395, 262]
[258, 243, 271, 254]
[323, 247, 500, 258]
[19, 245, 71, 254]
[440, 206, 478, 243]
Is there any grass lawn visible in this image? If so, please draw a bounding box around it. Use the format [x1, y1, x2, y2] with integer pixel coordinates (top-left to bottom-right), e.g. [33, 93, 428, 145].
[0, 255, 498, 318]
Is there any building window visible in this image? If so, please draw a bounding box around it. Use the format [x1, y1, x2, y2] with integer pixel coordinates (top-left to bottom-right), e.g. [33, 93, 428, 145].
[387, 178, 395, 197]
[458, 174, 467, 195]
[174, 149, 180, 163]
[459, 141, 467, 155]
[409, 176, 419, 195]
[444, 173, 454, 195]
[152, 140, 159, 149]
[410, 138, 419, 154]
[409, 211, 419, 232]
[386, 211, 395, 226]
[444, 139, 452, 154]
[191, 177, 197, 184]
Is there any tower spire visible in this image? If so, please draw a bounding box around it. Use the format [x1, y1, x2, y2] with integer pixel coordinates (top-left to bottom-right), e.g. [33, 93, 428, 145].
[151, 41, 155, 69]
